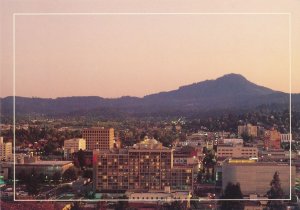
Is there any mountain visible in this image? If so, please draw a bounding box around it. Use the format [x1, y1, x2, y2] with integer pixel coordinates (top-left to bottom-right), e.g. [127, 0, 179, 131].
[1, 73, 299, 117]
[142, 74, 280, 110]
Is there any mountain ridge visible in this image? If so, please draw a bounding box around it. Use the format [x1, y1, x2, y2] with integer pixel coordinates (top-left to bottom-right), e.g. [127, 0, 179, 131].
[1, 73, 299, 117]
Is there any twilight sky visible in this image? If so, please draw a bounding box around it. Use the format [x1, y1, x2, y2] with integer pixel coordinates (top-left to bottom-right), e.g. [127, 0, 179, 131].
[1, 0, 300, 98]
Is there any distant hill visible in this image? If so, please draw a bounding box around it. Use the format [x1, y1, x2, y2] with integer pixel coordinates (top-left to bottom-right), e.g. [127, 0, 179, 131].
[1, 73, 299, 117]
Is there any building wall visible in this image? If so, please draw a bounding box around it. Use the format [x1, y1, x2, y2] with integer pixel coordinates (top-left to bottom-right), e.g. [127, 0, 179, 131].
[0, 138, 12, 161]
[217, 145, 258, 158]
[238, 124, 258, 138]
[127, 191, 191, 201]
[170, 168, 193, 191]
[264, 130, 281, 150]
[280, 134, 292, 143]
[222, 163, 295, 196]
[260, 150, 295, 160]
[221, 138, 243, 145]
[64, 138, 86, 154]
[82, 127, 114, 151]
[96, 153, 129, 191]
[128, 150, 173, 191]
[94, 148, 193, 192]
[0, 163, 11, 180]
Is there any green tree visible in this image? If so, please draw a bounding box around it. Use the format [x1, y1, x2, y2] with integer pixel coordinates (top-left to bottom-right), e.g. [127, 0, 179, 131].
[85, 191, 95, 199]
[38, 173, 47, 183]
[220, 182, 243, 210]
[70, 202, 81, 210]
[77, 149, 85, 169]
[62, 167, 78, 181]
[267, 172, 285, 210]
[26, 169, 40, 195]
[52, 171, 62, 183]
[202, 151, 216, 181]
[83, 169, 93, 179]
[43, 141, 56, 155]
[196, 171, 203, 184]
[115, 195, 129, 210]
[241, 132, 253, 143]
[162, 201, 184, 210]
[17, 170, 28, 184]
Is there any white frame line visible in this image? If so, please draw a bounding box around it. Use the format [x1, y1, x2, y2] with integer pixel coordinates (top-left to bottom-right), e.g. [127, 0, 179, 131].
[12, 12, 292, 202]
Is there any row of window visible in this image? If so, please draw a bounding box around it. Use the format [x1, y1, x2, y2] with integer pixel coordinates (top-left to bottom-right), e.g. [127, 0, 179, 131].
[218, 153, 257, 156]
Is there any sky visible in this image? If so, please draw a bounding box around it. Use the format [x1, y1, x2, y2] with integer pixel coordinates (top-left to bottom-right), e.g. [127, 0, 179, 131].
[1, 0, 300, 98]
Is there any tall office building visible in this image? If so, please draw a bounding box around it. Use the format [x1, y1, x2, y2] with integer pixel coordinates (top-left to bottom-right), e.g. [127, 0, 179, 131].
[0, 137, 12, 161]
[93, 137, 193, 192]
[82, 127, 114, 151]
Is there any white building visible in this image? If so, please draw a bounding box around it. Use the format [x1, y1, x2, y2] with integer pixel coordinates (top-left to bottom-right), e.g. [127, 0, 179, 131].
[64, 138, 86, 152]
[219, 138, 243, 145]
[280, 133, 294, 143]
[126, 187, 192, 206]
[260, 149, 296, 160]
[64, 138, 86, 158]
[0, 137, 12, 161]
[217, 144, 258, 158]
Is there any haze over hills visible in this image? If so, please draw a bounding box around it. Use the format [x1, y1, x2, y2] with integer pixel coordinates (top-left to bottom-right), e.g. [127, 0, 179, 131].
[1, 73, 299, 117]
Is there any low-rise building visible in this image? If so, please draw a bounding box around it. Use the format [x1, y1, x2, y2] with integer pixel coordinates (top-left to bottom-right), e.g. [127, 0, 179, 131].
[64, 138, 86, 152]
[217, 144, 258, 158]
[64, 138, 86, 159]
[280, 133, 294, 143]
[218, 138, 243, 145]
[260, 149, 296, 160]
[1, 187, 14, 200]
[173, 153, 199, 166]
[222, 158, 295, 196]
[16, 154, 40, 164]
[126, 188, 191, 202]
[16, 160, 73, 177]
[0, 162, 13, 180]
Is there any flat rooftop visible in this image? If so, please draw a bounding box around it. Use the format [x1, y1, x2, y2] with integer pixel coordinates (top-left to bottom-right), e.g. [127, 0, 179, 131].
[224, 158, 292, 166]
[16, 161, 73, 166]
